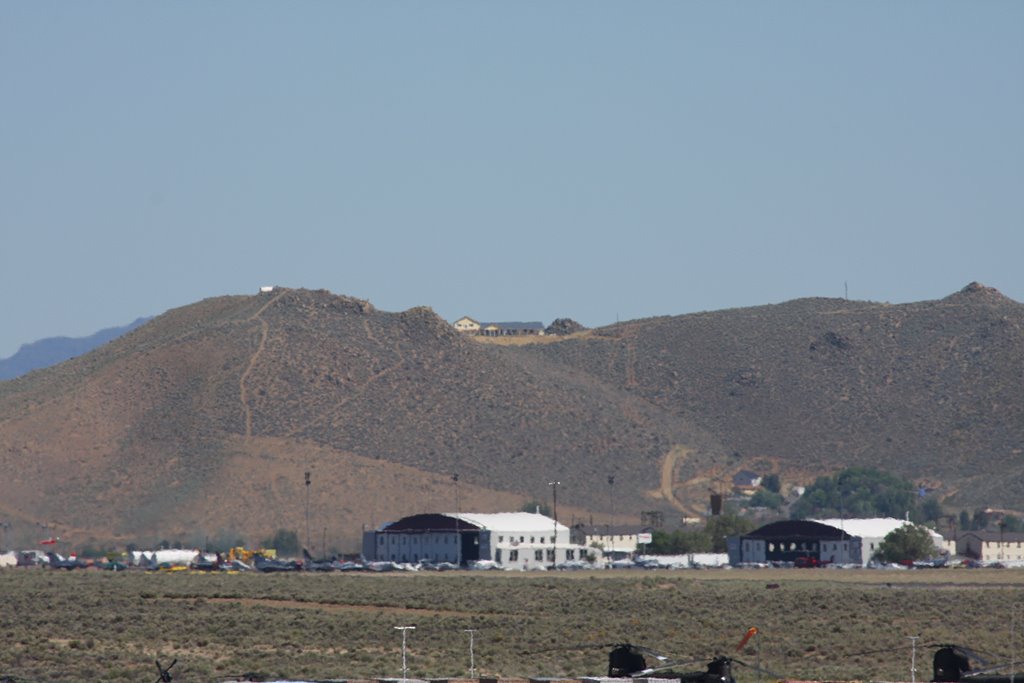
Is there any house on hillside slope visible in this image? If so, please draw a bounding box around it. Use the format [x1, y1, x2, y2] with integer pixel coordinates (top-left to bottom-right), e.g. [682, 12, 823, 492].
[363, 512, 594, 569]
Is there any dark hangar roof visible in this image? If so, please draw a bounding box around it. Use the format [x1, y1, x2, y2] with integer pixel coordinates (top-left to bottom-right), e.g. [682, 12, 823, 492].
[744, 520, 853, 541]
[379, 513, 480, 533]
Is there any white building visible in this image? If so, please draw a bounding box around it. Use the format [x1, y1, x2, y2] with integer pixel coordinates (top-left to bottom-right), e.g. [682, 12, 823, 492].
[813, 518, 948, 565]
[362, 512, 594, 569]
[571, 524, 645, 560]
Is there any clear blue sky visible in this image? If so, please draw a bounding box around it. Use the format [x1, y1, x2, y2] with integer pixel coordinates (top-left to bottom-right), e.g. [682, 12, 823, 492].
[2, 2, 1022, 358]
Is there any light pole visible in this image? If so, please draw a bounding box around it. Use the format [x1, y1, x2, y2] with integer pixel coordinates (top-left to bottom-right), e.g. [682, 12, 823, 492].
[463, 628, 478, 677]
[304, 470, 311, 555]
[453, 473, 461, 566]
[608, 474, 615, 552]
[395, 625, 415, 682]
[548, 481, 560, 569]
[909, 635, 919, 683]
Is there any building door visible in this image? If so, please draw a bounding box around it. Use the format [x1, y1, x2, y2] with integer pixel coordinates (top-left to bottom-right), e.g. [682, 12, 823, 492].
[461, 531, 480, 563]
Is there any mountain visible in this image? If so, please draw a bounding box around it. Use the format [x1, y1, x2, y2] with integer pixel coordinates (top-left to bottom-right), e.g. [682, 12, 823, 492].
[0, 317, 150, 380]
[0, 284, 1020, 551]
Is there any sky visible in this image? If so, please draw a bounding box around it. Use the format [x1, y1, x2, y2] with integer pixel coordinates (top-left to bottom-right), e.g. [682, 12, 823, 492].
[2, 2, 1022, 358]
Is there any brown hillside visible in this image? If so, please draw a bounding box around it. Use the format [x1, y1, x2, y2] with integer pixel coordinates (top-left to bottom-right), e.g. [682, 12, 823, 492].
[526, 282, 1024, 511]
[0, 289, 712, 549]
[0, 283, 1021, 550]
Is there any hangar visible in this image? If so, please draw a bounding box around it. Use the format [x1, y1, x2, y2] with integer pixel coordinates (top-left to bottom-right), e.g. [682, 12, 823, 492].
[362, 511, 593, 569]
[729, 519, 861, 566]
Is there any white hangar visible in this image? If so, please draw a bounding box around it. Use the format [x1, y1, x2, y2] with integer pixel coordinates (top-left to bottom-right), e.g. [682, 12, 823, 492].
[362, 511, 594, 569]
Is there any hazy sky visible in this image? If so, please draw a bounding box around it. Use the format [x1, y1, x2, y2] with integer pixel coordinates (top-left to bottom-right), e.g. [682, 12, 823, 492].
[2, 2, 1022, 358]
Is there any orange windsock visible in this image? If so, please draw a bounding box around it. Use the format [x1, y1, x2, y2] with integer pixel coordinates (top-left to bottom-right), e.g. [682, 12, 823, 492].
[736, 627, 758, 652]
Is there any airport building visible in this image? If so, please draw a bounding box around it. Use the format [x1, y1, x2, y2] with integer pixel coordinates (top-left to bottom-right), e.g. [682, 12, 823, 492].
[362, 511, 595, 569]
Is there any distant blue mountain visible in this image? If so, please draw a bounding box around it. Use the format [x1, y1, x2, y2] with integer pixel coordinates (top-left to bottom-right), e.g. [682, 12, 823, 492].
[0, 317, 151, 381]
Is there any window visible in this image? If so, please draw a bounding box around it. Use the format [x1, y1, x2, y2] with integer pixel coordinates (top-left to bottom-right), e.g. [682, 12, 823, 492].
[495, 549, 502, 563]
[567, 549, 575, 560]
[520, 536, 525, 543]
[535, 550, 543, 561]
[378, 537, 384, 545]
[546, 549, 555, 561]
[498, 536, 504, 543]
[509, 550, 519, 561]
[550, 536, 555, 544]
[530, 537, 535, 543]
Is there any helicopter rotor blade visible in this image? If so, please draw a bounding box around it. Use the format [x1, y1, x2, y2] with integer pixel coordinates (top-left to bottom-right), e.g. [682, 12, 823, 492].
[963, 663, 1014, 678]
[522, 642, 620, 655]
[732, 656, 786, 680]
[631, 657, 712, 677]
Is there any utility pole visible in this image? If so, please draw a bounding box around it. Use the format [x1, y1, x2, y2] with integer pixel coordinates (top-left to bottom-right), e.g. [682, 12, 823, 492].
[463, 628, 478, 677]
[909, 635, 919, 683]
[608, 475, 615, 552]
[304, 471, 311, 555]
[453, 473, 461, 566]
[395, 626, 415, 682]
[548, 481, 560, 569]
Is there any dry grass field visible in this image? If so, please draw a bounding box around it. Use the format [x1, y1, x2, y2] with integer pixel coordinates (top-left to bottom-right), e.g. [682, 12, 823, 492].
[2, 568, 1023, 683]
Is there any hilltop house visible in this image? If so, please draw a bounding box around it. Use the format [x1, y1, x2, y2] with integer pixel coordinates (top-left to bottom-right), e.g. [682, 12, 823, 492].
[452, 317, 545, 337]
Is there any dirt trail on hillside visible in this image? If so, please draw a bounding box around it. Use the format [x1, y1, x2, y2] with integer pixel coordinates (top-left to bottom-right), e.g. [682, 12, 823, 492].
[655, 445, 692, 512]
[240, 290, 287, 438]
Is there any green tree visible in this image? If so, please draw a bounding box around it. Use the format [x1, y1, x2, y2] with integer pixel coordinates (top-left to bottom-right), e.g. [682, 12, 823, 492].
[260, 529, 300, 557]
[971, 509, 990, 530]
[647, 528, 713, 554]
[749, 489, 785, 510]
[705, 513, 755, 552]
[875, 525, 936, 563]
[761, 474, 781, 494]
[959, 510, 971, 530]
[1002, 516, 1023, 533]
[920, 497, 943, 523]
[790, 467, 917, 520]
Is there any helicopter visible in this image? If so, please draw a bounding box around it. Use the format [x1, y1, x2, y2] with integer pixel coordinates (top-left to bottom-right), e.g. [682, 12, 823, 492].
[534, 627, 777, 683]
[626, 628, 777, 683]
[931, 644, 1019, 683]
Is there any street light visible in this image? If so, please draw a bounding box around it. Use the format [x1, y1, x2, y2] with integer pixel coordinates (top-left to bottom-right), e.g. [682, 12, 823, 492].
[463, 628, 478, 677]
[304, 471, 311, 555]
[395, 625, 416, 682]
[453, 473, 461, 567]
[909, 635, 919, 683]
[548, 481, 560, 569]
[608, 474, 615, 551]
